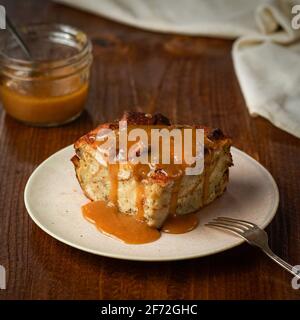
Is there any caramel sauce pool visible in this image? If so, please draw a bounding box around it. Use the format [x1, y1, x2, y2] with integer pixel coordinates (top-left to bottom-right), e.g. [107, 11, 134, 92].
[82, 201, 161, 244]
[82, 201, 199, 244]
[161, 213, 199, 234]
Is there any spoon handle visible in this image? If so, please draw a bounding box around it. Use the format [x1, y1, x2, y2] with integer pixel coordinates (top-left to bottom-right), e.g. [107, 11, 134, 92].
[6, 16, 32, 60]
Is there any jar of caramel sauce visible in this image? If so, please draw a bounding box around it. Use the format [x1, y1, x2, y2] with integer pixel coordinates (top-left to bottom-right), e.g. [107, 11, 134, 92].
[0, 24, 92, 126]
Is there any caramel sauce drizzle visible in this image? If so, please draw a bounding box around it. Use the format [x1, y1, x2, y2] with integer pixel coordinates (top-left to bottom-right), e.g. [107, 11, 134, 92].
[169, 175, 183, 215]
[133, 164, 150, 220]
[83, 126, 204, 244]
[108, 163, 119, 206]
[135, 181, 145, 220]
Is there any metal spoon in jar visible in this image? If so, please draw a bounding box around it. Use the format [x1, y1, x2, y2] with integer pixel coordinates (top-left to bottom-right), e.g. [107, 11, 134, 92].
[6, 16, 32, 60]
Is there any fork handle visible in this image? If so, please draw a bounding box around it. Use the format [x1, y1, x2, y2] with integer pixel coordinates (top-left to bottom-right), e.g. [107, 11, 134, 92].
[262, 247, 300, 279]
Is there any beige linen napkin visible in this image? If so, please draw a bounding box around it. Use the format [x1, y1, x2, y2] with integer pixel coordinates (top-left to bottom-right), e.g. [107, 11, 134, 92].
[56, 0, 300, 137]
[233, 0, 300, 138]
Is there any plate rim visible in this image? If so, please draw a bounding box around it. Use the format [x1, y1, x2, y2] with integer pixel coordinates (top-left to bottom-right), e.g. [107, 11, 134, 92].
[24, 145, 279, 262]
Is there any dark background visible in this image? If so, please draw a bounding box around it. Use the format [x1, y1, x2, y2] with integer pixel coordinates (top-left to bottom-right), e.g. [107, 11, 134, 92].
[0, 0, 299, 299]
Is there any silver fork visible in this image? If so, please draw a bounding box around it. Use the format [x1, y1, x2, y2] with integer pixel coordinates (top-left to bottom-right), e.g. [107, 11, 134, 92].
[206, 217, 300, 279]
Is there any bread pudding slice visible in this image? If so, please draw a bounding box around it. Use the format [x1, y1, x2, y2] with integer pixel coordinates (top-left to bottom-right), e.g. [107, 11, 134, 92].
[72, 112, 232, 228]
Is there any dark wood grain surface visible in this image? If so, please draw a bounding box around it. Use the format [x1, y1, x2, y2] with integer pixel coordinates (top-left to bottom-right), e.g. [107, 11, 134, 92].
[0, 0, 299, 300]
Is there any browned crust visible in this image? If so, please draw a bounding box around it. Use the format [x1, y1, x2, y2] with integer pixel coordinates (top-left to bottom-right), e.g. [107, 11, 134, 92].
[71, 154, 80, 167]
[74, 112, 231, 150]
[120, 111, 171, 126]
[72, 112, 232, 186]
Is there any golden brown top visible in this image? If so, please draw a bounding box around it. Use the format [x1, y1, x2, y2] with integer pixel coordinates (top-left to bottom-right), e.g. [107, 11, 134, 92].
[73, 111, 232, 184]
[74, 111, 230, 149]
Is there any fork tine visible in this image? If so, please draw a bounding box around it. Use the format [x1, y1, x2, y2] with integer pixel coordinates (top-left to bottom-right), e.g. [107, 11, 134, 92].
[212, 218, 249, 230]
[208, 221, 245, 233]
[205, 222, 244, 237]
[215, 216, 256, 228]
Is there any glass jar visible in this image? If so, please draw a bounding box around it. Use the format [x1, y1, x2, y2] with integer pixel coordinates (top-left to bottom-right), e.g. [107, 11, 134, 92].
[0, 23, 92, 126]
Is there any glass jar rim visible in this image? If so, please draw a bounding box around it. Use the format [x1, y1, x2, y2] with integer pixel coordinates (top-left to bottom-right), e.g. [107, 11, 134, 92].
[0, 23, 92, 73]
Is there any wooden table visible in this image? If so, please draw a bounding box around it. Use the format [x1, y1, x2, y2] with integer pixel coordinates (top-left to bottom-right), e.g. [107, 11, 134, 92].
[0, 0, 299, 300]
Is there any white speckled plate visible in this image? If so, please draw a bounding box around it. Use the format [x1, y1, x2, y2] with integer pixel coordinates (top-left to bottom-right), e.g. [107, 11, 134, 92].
[24, 146, 279, 261]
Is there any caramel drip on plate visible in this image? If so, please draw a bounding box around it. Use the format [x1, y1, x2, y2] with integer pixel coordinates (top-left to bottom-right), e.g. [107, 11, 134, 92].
[82, 201, 198, 244]
[161, 213, 199, 234]
[108, 163, 119, 206]
[82, 201, 160, 244]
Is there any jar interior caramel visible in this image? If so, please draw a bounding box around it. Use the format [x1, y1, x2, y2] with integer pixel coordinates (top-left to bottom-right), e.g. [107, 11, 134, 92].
[0, 24, 92, 126]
